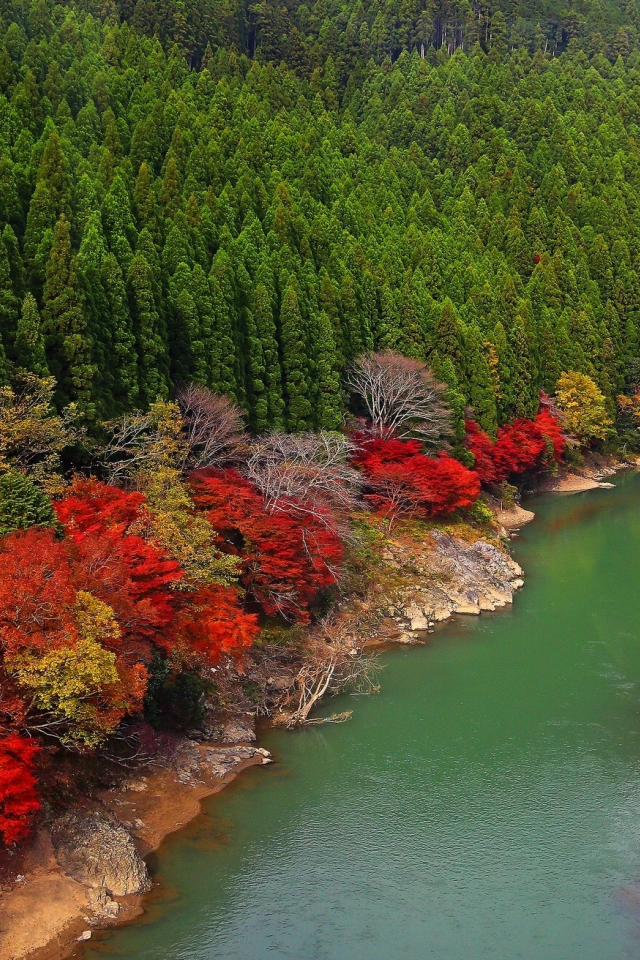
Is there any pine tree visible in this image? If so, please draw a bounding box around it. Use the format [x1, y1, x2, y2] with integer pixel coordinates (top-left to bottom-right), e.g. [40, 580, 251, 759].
[245, 307, 268, 432]
[252, 282, 284, 428]
[0, 232, 19, 359]
[128, 252, 169, 406]
[312, 310, 343, 430]
[210, 250, 243, 402]
[208, 273, 238, 399]
[77, 214, 114, 417]
[42, 216, 94, 415]
[280, 284, 312, 431]
[435, 299, 465, 372]
[15, 294, 49, 377]
[23, 128, 70, 289]
[168, 263, 206, 384]
[101, 254, 139, 411]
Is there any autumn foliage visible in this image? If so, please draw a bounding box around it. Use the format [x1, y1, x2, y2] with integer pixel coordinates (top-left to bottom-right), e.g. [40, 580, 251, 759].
[352, 435, 481, 521]
[0, 735, 40, 845]
[465, 406, 564, 484]
[0, 374, 568, 846]
[190, 469, 344, 622]
[0, 479, 257, 768]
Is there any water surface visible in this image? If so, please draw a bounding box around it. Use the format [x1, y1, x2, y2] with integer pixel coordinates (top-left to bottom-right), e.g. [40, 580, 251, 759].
[85, 473, 640, 960]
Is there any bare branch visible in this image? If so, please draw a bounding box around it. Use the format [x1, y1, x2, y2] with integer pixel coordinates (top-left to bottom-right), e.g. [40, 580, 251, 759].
[102, 388, 245, 483]
[271, 613, 381, 727]
[346, 351, 452, 444]
[176, 384, 245, 470]
[244, 431, 363, 540]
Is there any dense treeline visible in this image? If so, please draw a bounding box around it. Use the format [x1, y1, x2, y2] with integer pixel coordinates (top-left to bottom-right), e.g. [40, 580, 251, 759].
[95, 0, 640, 66]
[1, 1, 640, 438]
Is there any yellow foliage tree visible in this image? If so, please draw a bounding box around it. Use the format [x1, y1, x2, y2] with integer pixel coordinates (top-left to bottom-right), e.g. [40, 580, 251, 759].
[8, 592, 143, 747]
[133, 464, 238, 589]
[105, 398, 238, 589]
[555, 372, 613, 444]
[103, 398, 187, 480]
[0, 373, 80, 494]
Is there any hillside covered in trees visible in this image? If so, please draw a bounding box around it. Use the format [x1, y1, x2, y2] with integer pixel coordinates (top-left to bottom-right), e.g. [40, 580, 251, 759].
[1, 0, 640, 435]
[2, 0, 640, 848]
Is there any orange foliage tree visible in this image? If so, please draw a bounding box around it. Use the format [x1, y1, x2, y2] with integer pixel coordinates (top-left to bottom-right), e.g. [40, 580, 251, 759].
[0, 734, 40, 845]
[190, 468, 344, 622]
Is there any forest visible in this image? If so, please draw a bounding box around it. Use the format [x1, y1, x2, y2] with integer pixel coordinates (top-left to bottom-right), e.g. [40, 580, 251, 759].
[1, 0, 640, 846]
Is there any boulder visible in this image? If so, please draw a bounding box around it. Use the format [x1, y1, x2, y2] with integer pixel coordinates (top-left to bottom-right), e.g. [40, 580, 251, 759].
[221, 719, 256, 743]
[51, 810, 151, 897]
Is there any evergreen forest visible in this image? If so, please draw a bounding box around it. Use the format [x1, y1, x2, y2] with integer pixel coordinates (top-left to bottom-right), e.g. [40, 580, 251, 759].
[1, 0, 640, 436]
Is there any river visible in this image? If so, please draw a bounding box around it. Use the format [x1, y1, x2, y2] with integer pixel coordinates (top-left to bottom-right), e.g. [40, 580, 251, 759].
[83, 472, 640, 960]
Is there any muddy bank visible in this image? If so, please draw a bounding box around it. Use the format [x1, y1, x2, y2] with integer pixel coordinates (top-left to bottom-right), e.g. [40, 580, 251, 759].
[0, 737, 271, 960]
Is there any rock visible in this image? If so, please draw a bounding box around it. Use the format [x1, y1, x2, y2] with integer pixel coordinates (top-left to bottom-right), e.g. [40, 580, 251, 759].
[478, 595, 496, 611]
[221, 719, 256, 743]
[87, 881, 121, 919]
[433, 606, 453, 622]
[203, 744, 271, 777]
[77, 931, 92, 942]
[453, 603, 481, 615]
[122, 778, 147, 793]
[51, 810, 151, 897]
[409, 613, 430, 631]
[173, 739, 204, 782]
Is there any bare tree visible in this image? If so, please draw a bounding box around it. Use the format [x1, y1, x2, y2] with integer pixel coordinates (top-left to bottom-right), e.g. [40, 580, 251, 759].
[103, 387, 245, 482]
[101, 401, 183, 483]
[272, 613, 381, 727]
[346, 351, 452, 444]
[176, 384, 245, 469]
[245, 431, 363, 538]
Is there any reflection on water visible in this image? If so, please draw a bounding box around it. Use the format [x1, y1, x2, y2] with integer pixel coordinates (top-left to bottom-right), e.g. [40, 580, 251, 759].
[83, 472, 640, 960]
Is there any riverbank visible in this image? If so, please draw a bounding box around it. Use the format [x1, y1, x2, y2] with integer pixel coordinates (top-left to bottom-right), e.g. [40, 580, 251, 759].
[1, 460, 633, 960]
[0, 738, 272, 960]
[537, 452, 639, 493]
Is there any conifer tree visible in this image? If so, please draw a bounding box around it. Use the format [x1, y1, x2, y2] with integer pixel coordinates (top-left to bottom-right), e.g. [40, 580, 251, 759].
[312, 310, 343, 431]
[245, 307, 268, 432]
[252, 282, 284, 429]
[101, 254, 139, 411]
[42, 216, 94, 415]
[128, 252, 168, 406]
[15, 294, 48, 377]
[280, 284, 312, 431]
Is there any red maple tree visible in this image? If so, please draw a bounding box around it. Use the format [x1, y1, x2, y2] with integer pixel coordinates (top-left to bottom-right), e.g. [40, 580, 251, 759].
[465, 404, 565, 484]
[352, 435, 480, 521]
[190, 469, 343, 622]
[0, 734, 40, 845]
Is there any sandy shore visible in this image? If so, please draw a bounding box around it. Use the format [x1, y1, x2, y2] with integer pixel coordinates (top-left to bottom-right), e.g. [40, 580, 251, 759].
[0, 745, 268, 960]
[539, 473, 615, 493]
[537, 455, 639, 494]
[493, 502, 536, 530]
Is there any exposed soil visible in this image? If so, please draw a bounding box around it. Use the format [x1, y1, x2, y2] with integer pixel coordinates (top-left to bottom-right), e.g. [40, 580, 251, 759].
[0, 740, 270, 960]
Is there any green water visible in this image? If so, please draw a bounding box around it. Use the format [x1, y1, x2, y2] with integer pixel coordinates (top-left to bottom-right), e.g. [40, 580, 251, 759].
[84, 473, 640, 960]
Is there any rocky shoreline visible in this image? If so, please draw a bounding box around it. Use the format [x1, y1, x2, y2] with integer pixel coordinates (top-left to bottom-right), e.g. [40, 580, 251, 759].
[0, 461, 633, 960]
